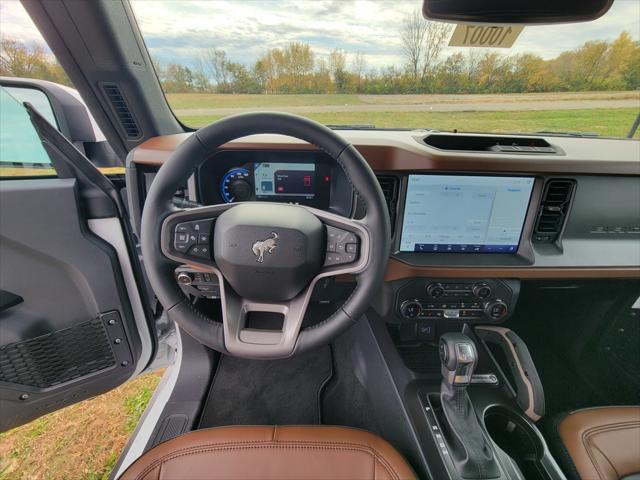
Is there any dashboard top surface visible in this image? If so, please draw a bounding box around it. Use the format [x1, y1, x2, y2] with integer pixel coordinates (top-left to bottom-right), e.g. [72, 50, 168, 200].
[128, 130, 640, 176]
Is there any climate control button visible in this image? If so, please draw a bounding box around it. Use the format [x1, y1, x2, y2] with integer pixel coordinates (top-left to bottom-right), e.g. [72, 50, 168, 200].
[473, 283, 492, 299]
[426, 283, 445, 298]
[400, 300, 422, 319]
[485, 300, 508, 320]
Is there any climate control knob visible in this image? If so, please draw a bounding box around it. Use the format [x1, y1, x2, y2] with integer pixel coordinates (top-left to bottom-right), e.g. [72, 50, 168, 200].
[400, 300, 422, 319]
[485, 300, 508, 320]
[473, 283, 492, 299]
[426, 283, 445, 298]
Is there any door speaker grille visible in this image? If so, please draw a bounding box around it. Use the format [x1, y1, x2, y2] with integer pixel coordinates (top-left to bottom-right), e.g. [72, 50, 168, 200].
[0, 318, 116, 388]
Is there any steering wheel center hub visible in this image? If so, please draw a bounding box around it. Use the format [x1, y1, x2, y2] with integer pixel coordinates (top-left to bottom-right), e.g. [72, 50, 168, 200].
[213, 203, 325, 302]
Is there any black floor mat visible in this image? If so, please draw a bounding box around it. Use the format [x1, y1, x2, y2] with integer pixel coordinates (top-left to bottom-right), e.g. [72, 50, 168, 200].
[322, 335, 382, 435]
[198, 346, 332, 428]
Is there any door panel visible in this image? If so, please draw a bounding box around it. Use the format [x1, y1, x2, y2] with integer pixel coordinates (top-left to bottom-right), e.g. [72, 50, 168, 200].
[0, 178, 144, 430]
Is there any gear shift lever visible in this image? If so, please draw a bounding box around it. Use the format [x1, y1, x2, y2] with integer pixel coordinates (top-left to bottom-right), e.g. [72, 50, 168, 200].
[439, 333, 500, 479]
[439, 333, 477, 386]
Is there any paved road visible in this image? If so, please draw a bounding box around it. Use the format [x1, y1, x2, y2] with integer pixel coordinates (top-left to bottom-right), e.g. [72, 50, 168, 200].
[175, 99, 639, 117]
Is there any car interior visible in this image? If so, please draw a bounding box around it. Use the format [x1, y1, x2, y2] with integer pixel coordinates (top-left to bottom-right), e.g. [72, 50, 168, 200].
[0, 0, 639, 479]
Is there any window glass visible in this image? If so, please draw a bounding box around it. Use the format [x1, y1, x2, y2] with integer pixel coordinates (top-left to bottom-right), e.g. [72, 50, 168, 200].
[3, 86, 59, 127]
[130, 0, 640, 139]
[0, 87, 55, 178]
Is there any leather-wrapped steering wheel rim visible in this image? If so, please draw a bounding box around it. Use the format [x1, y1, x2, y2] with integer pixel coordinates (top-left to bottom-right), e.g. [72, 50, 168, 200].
[141, 112, 390, 358]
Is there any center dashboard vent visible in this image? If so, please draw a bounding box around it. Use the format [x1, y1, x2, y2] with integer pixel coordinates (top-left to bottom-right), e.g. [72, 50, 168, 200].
[533, 179, 575, 243]
[101, 83, 141, 140]
[376, 175, 399, 232]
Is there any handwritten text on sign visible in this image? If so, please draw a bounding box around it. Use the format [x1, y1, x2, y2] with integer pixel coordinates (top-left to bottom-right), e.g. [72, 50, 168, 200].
[449, 25, 524, 48]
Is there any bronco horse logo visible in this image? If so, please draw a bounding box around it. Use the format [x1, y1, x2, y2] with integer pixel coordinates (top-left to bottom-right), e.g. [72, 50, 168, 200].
[252, 232, 279, 263]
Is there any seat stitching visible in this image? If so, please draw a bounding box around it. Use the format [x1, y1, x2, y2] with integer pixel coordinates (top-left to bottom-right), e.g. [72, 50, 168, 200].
[373, 452, 401, 480]
[133, 443, 406, 480]
[580, 421, 640, 480]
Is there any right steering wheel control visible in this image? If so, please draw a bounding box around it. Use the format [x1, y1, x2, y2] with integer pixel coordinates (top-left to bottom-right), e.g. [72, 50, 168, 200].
[397, 279, 518, 323]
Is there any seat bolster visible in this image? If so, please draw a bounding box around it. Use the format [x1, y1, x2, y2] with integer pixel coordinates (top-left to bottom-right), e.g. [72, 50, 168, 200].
[120, 425, 417, 480]
[557, 406, 640, 480]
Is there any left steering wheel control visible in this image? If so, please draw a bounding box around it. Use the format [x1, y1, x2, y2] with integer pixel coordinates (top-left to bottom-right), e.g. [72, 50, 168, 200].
[173, 219, 213, 259]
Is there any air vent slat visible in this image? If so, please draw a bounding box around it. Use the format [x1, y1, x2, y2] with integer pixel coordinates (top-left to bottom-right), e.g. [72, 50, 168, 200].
[533, 179, 574, 243]
[375, 175, 399, 233]
[102, 83, 141, 139]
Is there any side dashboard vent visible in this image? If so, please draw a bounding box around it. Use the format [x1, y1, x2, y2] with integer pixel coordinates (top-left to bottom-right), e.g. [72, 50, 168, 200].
[101, 83, 141, 139]
[533, 179, 575, 242]
[376, 175, 399, 232]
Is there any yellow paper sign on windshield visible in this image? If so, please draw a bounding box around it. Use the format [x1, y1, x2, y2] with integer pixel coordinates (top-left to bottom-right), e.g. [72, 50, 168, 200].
[449, 24, 524, 48]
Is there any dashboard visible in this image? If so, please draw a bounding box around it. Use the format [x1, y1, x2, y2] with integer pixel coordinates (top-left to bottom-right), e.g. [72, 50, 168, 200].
[128, 130, 640, 279]
[127, 129, 639, 346]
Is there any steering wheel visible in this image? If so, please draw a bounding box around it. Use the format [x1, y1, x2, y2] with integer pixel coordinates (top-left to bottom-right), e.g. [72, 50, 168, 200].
[141, 112, 390, 359]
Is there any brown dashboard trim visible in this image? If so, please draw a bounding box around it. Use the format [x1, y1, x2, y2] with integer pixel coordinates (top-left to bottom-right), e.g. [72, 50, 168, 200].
[129, 132, 640, 175]
[384, 258, 640, 281]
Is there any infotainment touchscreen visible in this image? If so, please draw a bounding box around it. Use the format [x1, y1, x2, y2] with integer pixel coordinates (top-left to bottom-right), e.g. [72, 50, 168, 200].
[400, 175, 534, 253]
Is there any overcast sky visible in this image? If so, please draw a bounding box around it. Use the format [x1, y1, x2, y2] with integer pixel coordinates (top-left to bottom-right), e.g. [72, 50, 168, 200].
[2, 0, 639, 70]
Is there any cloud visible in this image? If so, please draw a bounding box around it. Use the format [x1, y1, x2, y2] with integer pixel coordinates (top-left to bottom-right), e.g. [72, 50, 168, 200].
[2, 0, 638, 72]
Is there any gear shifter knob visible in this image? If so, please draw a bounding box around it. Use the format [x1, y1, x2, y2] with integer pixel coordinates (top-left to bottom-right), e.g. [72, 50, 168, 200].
[439, 332, 477, 386]
[438, 333, 500, 479]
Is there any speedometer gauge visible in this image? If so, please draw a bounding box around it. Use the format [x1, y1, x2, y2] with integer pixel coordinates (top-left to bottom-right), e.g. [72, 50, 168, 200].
[220, 167, 252, 203]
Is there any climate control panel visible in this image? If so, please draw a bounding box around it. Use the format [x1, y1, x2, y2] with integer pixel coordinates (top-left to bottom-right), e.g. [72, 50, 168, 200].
[396, 279, 519, 323]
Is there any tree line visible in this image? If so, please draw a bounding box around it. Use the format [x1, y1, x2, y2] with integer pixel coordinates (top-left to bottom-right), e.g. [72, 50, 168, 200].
[155, 29, 639, 95]
[2, 11, 638, 95]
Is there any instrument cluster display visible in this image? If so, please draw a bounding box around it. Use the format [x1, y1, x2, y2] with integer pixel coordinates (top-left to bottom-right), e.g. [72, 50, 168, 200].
[200, 150, 334, 209]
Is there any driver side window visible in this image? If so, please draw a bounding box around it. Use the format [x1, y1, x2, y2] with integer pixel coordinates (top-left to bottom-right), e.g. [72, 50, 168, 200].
[0, 86, 56, 178]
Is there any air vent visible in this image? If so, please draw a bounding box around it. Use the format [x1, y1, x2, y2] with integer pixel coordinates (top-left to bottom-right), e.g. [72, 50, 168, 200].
[101, 83, 141, 139]
[376, 175, 399, 232]
[533, 180, 575, 242]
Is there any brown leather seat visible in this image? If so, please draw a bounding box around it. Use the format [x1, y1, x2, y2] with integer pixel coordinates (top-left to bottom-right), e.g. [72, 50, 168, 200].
[120, 425, 417, 480]
[556, 406, 640, 480]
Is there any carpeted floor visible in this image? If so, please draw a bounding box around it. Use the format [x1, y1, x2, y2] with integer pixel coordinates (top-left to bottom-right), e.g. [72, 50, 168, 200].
[198, 346, 333, 428]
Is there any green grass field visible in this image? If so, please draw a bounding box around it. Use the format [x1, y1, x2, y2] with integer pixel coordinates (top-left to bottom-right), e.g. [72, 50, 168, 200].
[165, 91, 640, 138]
[0, 371, 163, 480]
[178, 108, 639, 138]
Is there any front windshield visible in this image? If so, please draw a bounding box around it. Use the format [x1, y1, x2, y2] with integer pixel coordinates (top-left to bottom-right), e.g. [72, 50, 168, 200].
[131, 0, 640, 138]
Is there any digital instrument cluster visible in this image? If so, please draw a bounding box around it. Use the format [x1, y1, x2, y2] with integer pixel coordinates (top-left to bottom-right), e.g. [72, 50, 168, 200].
[196, 150, 337, 209]
[218, 162, 331, 206]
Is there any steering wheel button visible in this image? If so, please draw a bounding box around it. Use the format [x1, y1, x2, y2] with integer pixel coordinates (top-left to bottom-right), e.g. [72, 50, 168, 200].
[189, 220, 213, 233]
[327, 242, 336, 252]
[198, 233, 210, 243]
[176, 223, 189, 233]
[175, 232, 189, 244]
[336, 243, 345, 252]
[188, 245, 210, 259]
[345, 243, 358, 253]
